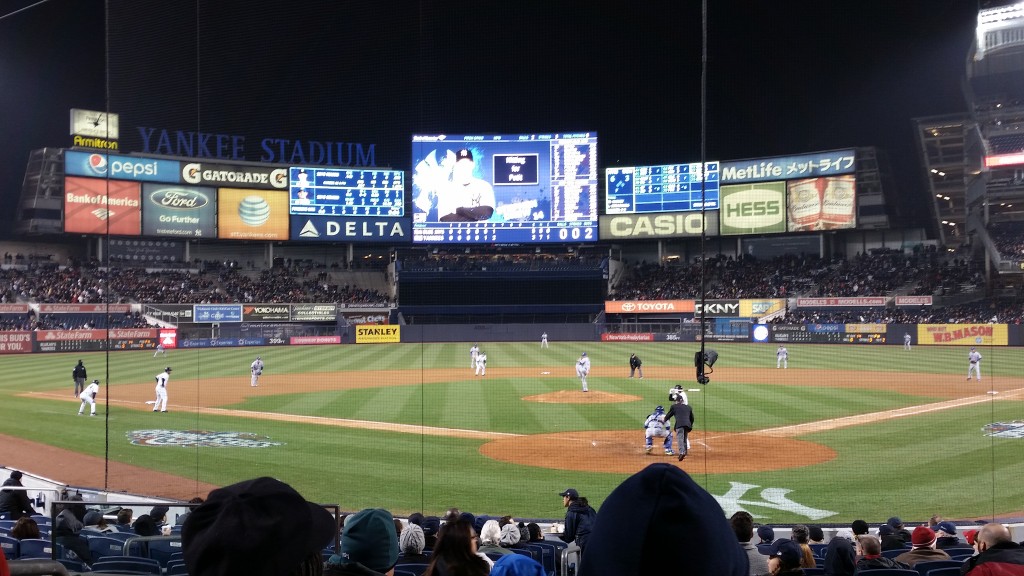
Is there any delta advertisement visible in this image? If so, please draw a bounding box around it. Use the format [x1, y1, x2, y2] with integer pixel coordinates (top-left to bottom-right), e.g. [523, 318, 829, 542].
[355, 325, 400, 343]
[290, 215, 411, 243]
[598, 211, 719, 240]
[141, 183, 218, 238]
[64, 177, 142, 235]
[217, 188, 290, 240]
[786, 175, 856, 232]
[917, 324, 1008, 346]
[719, 182, 786, 235]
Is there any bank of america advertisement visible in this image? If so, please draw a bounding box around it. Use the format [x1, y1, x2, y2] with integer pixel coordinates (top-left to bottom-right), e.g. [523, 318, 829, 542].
[64, 177, 142, 235]
[786, 175, 856, 232]
[142, 183, 218, 238]
[217, 188, 289, 240]
[719, 182, 786, 235]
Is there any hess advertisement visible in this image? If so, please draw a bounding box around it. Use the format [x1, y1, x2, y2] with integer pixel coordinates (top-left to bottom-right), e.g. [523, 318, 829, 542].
[719, 182, 786, 235]
[217, 188, 289, 240]
[786, 175, 856, 232]
[141, 183, 218, 238]
[64, 177, 142, 235]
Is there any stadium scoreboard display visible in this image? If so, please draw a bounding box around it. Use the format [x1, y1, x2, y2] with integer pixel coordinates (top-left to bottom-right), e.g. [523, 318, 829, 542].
[289, 167, 404, 217]
[411, 133, 599, 244]
[606, 162, 720, 214]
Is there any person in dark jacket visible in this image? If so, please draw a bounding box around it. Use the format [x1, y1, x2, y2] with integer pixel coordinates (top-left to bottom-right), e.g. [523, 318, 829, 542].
[766, 539, 804, 576]
[664, 393, 694, 461]
[73, 359, 87, 397]
[823, 536, 856, 576]
[558, 488, 597, 558]
[629, 354, 643, 379]
[933, 521, 962, 549]
[855, 535, 910, 571]
[887, 516, 913, 545]
[54, 497, 94, 566]
[878, 524, 907, 551]
[0, 471, 37, 520]
[961, 523, 1024, 575]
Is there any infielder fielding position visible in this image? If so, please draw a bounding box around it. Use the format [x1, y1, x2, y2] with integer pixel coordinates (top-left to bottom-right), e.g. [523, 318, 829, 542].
[967, 346, 982, 381]
[576, 352, 590, 392]
[154, 366, 172, 412]
[251, 356, 264, 387]
[78, 379, 100, 416]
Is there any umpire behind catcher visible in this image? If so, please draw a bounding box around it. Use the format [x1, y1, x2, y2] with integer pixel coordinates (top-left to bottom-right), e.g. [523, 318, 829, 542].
[665, 389, 694, 462]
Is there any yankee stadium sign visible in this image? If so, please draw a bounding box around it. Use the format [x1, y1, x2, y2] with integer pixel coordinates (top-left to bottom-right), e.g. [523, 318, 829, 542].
[136, 126, 377, 166]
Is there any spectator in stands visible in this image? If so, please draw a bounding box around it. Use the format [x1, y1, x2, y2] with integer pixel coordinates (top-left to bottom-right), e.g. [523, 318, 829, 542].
[132, 514, 159, 537]
[499, 522, 523, 550]
[0, 470, 37, 520]
[325, 508, 400, 576]
[808, 526, 825, 545]
[478, 519, 513, 557]
[757, 525, 776, 546]
[526, 523, 545, 543]
[823, 535, 856, 576]
[490, 553, 546, 576]
[54, 495, 94, 566]
[9, 516, 41, 540]
[730, 511, 769, 576]
[422, 515, 441, 551]
[149, 505, 170, 530]
[933, 521, 962, 549]
[579, 463, 748, 576]
[396, 523, 431, 566]
[893, 526, 951, 567]
[854, 534, 909, 571]
[115, 508, 133, 531]
[766, 539, 804, 576]
[790, 525, 816, 569]
[423, 517, 492, 576]
[851, 519, 870, 539]
[176, 496, 204, 525]
[961, 523, 1024, 574]
[183, 477, 336, 576]
[82, 510, 118, 533]
[886, 516, 913, 545]
[558, 488, 597, 558]
[877, 524, 905, 551]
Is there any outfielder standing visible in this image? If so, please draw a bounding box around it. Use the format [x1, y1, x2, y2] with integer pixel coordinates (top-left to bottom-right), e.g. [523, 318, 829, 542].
[576, 352, 590, 392]
[475, 350, 487, 376]
[776, 345, 788, 369]
[250, 356, 264, 387]
[643, 405, 673, 455]
[629, 353, 643, 379]
[967, 347, 982, 381]
[470, 343, 479, 369]
[664, 389, 694, 461]
[72, 359, 87, 397]
[904, 332, 912, 351]
[78, 379, 100, 416]
[541, 332, 549, 348]
[154, 366, 172, 413]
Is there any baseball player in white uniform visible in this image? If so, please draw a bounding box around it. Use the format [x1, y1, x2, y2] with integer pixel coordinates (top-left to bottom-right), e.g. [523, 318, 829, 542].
[250, 356, 264, 387]
[470, 344, 479, 369]
[668, 384, 689, 407]
[967, 347, 982, 381]
[154, 367, 171, 412]
[153, 343, 166, 357]
[776, 345, 788, 369]
[78, 379, 100, 416]
[541, 332, 549, 348]
[643, 405, 674, 455]
[576, 352, 590, 392]
[475, 351, 487, 376]
[904, 332, 912, 351]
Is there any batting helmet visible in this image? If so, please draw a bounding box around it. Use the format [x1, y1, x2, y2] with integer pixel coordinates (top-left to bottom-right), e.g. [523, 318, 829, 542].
[655, 405, 664, 413]
[165, 366, 173, 372]
[582, 352, 587, 357]
[92, 379, 99, 384]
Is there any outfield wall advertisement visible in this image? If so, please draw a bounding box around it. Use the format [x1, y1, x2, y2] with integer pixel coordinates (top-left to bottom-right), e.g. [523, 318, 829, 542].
[356, 325, 400, 343]
[918, 324, 1008, 346]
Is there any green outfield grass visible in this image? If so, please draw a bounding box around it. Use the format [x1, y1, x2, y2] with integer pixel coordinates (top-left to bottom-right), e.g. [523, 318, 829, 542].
[1, 341, 1023, 523]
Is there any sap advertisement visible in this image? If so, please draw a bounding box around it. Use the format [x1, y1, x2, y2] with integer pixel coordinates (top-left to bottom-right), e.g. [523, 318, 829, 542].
[786, 175, 856, 231]
[719, 182, 786, 235]
[290, 215, 411, 243]
[64, 150, 180, 183]
[142, 183, 218, 238]
[64, 177, 141, 235]
[720, 149, 856, 183]
[217, 188, 289, 240]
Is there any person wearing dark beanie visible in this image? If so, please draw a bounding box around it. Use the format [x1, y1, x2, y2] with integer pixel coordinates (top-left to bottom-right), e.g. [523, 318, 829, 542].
[325, 508, 400, 576]
[579, 464, 748, 576]
[851, 519, 869, 537]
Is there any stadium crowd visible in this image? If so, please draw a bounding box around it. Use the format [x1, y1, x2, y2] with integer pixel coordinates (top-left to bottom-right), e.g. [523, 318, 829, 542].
[989, 221, 1024, 261]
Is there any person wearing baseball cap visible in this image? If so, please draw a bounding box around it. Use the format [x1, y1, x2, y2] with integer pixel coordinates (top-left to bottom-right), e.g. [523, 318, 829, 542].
[766, 539, 803, 575]
[437, 147, 495, 222]
[558, 488, 596, 558]
[933, 521, 962, 549]
[893, 525, 952, 567]
[182, 477, 336, 576]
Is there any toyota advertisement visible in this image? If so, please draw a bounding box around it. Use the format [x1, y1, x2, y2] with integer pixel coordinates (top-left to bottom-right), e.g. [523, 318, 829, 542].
[217, 188, 290, 240]
[64, 177, 142, 235]
[141, 183, 218, 238]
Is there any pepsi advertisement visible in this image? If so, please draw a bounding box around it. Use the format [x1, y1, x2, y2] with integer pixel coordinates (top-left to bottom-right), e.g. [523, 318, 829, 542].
[65, 150, 181, 183]
[141, 183, 218, 238]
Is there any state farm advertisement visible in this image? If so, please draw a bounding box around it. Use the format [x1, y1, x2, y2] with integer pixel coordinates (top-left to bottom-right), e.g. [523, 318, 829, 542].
[0, 332, 33, 354]
[64, 177, 141, 235]
[605, 300, 695, 314]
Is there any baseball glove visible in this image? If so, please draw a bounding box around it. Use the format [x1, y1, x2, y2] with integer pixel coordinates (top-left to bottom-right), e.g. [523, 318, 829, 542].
[256, 370, 263, 376]
[91, 392, 97, 399]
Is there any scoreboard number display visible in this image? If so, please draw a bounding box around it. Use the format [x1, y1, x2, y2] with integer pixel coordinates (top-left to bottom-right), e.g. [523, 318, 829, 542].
[289, 167, 404, 217]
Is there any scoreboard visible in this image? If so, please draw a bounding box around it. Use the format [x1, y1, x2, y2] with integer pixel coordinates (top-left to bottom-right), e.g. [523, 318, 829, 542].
[606, 162, 720, 214]
[289, 167, 404, 217]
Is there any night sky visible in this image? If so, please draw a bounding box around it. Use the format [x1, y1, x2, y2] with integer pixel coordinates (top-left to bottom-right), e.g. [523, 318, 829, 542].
[0, 0, 980, 235]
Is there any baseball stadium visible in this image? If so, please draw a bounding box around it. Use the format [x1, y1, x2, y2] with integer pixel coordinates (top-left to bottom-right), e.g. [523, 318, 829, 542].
[3, 1, 1024, 575]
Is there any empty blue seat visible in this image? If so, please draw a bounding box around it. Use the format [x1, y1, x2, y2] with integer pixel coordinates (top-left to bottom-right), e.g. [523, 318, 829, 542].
[926, 568, 963, 576]
[18, 538, 60, 559]
[914, 559, 963, 576]
[0, 535, 19, 559]
[89, 534, 128, 561]
[91, 555, 162, 575]
[147, 537, 183, 566]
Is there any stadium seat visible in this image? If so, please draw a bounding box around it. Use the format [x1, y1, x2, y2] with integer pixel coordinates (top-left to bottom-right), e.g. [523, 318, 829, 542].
[167, 562, 190, 576]
[913, 560, 962, 575]
[940, 547, 973, 557]
[58, 557, 86, 572]
[809, 543, 827, 557]
[395, 563, 429, 576]
[91, 555, 162, 575]
[17, 538, 60, 559]
[147, 537, 183, 567]
[0, 520, 15, 531]
[803, 569, 824, 576]
[89, 534, 128, 561]
[925, 568, 963, 576]
[0, 535, 19, 559]
[853, 570, 917, 576]
[394, 570, 417, 576]
[882, 548, 909, 558]
[511, 548, 536, 560]
[523, 542, 554, 576]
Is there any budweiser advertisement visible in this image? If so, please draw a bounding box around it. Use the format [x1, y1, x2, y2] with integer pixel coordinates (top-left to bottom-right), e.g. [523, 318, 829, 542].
[605, 300, 696, 314]
[786, 175, 856, 232]
[0, 332, 33, 354]
[64, 177, 142, 235]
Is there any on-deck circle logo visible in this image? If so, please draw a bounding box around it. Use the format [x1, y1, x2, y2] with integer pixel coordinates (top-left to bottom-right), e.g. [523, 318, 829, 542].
[87, 154, 108, 176]
[127, 429, 283, 448]
[982, 421, 1024, 439]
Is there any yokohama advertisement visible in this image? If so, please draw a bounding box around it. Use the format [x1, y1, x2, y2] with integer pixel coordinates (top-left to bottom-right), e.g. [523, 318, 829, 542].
[0, 332, 33, 354]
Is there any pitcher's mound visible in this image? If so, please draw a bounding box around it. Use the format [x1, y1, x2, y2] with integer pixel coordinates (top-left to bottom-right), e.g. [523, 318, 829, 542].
[524, 390, 641, 404]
